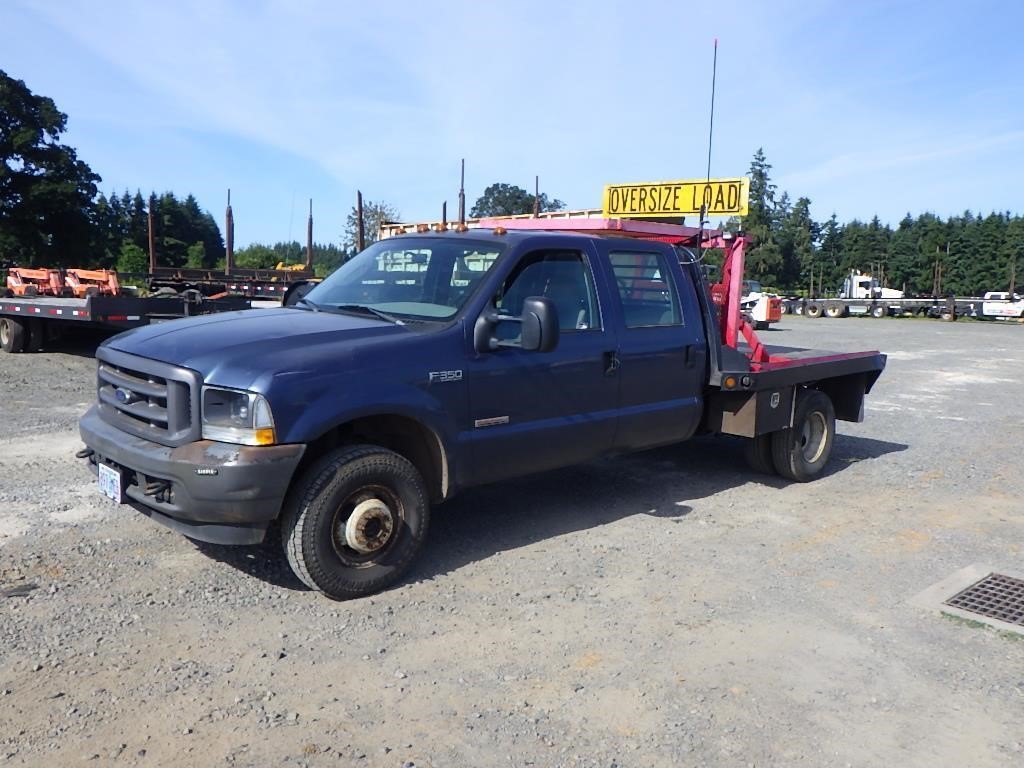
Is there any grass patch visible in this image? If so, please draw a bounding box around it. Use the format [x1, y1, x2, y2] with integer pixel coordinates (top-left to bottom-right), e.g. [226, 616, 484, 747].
[941, 611, 1024, 642]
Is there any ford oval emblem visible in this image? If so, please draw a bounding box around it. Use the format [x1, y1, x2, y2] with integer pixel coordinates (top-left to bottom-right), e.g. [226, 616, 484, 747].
[115, 387, 137, 404]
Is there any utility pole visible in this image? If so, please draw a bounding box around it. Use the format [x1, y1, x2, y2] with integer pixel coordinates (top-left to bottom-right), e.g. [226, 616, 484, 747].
[533, 175, 540, 217]
[225, 189, 234, 276]
[458, 159, 466, 226]
[305, 199, 314, 271]
[442, 201, 447, 226]
[147, 194, 156, 274]
[356, 191, 365, 252]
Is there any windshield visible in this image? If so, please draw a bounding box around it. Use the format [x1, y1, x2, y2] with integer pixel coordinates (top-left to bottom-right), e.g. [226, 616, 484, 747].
[303, 237, 505, 321]
[743, 280, 763, 294]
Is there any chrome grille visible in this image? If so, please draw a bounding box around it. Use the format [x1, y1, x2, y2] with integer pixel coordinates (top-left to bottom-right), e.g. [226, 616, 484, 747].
[95, 347, 201, 446]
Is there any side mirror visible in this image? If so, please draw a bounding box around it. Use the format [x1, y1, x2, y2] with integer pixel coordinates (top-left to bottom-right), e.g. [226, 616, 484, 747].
[473, 296, 560, 354]
[519, 296, 559, 352]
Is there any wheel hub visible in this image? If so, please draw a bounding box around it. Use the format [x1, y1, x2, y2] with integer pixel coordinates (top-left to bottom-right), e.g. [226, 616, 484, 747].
[343, 498, 395, 554]
[800, 411, 828, 463]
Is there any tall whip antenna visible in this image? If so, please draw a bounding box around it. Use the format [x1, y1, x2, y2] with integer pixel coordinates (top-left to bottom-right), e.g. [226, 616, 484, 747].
[697, 38, 718, 262]
[706, 37, 718, 183]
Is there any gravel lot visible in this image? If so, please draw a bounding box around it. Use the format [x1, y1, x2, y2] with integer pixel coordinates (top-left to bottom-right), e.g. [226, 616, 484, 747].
[1, 317, 1022, 767]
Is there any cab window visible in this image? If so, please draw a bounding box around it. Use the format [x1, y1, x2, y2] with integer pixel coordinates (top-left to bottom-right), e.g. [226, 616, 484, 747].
[609, 251, 682, 327]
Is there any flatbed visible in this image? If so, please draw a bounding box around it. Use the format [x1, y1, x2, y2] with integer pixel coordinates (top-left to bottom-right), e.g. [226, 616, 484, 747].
[0, 293, 250, 353]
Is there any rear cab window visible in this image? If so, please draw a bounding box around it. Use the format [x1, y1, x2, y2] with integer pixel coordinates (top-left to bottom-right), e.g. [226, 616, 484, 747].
[609, 250, 682, 328]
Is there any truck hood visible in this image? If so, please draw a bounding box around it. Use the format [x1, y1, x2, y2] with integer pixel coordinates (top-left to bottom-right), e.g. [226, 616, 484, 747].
[103, 308, 412, 388]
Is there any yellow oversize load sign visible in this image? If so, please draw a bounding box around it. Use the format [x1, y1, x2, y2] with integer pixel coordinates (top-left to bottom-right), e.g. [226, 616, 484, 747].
[602, 177, 749, 218]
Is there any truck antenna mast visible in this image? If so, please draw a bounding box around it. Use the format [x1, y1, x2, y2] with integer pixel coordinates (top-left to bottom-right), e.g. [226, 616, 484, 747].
[697, 37, 719, 261]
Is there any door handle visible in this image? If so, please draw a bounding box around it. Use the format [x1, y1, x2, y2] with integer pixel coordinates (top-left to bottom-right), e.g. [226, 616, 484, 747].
[684, 344, 695, 368]
[604, 350, 621, 376]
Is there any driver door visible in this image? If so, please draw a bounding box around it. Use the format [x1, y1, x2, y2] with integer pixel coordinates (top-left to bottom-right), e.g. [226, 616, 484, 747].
[465, 244, 618, 486]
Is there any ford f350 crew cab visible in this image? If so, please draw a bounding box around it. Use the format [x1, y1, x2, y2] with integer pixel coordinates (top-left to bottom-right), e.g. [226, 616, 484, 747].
[78, 216, 886, 599]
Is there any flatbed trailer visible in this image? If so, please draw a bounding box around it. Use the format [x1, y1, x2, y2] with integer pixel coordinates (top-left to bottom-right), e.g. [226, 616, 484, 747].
[147, 266, 315, 301]
[782, 295, 978, 321]
[0, 293, 250, 353]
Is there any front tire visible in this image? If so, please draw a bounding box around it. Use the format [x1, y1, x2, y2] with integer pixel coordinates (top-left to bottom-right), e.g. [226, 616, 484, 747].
[282, 444, 430, 599]
[771, 389, 835, 482]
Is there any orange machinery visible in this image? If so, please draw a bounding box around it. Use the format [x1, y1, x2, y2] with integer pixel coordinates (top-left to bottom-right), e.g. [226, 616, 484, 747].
[65, 268, 121, 298]
[5, 267, 65, 297]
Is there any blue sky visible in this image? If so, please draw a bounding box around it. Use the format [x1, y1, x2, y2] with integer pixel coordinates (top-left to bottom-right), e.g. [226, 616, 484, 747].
[5, 0, 1023, 247]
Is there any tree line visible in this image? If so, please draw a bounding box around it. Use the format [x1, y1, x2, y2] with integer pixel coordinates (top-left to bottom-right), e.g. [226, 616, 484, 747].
[738, 149, 1023, 297]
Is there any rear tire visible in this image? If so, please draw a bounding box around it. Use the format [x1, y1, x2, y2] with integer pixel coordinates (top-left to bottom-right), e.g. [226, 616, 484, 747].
[0, 317, 26, 353]
[744, 433, 776, 475]
[805, 302, 824, 319]
[824, 303, 847, 318]
[870, 305, 886, 318]
[282, 444, 430, 600]
[771, 389, 835, 482]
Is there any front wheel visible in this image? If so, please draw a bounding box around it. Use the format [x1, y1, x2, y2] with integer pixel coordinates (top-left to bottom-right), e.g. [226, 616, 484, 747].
[771, 389, 835, 482]
[282, 444, 430, 599]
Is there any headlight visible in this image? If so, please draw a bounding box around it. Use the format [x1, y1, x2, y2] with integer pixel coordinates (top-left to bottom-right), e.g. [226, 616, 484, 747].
[201, 387, 276, 446]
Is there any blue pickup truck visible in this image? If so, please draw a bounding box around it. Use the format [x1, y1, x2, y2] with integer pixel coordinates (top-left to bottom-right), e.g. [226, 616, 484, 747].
[78, 223, 886, 599]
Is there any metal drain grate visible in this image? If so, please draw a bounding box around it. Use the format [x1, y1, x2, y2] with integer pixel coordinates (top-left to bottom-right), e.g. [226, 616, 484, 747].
[944, 573, 1024, 625]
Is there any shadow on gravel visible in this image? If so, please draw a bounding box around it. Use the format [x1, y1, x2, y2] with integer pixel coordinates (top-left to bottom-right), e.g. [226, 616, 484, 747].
[35, 327, 118, 358]
[415, 433, 908, 583]
[187, 434, 907, 593]
[190, 528, 311, 592]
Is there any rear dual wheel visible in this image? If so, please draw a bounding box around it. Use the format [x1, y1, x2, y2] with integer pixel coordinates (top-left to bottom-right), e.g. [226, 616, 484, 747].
[0, 317, 25, 353]
[824, 303, 847, 318]
[771, 389, 835, 482]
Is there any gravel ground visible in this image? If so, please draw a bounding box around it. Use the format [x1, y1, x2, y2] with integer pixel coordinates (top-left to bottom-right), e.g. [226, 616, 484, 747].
[1, 317, 1022, 767]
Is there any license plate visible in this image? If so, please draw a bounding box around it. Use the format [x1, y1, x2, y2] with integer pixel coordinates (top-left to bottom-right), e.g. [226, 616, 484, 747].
[97, 463, 123, 503]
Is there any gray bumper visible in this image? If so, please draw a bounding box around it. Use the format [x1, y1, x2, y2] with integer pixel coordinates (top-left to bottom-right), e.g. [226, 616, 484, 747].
[79, 405, 305, 545]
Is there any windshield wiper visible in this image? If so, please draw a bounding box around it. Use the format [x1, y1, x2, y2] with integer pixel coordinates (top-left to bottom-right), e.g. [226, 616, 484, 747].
[293, 297, 320, 311]
[331, 303, 405, 326]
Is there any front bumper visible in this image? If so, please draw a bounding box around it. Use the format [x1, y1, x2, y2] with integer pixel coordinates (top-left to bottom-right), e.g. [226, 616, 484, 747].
[79, 405, 305, 545]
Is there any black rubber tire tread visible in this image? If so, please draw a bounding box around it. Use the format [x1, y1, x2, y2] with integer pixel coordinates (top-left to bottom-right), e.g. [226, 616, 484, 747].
[282, 443, 429, 600]
[771, 389, 835, 482]
[805, 302, 824, 319]
[25, 319, 44, 352]
[0, 317, 26, 353]
[743, 433, 776, 475]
